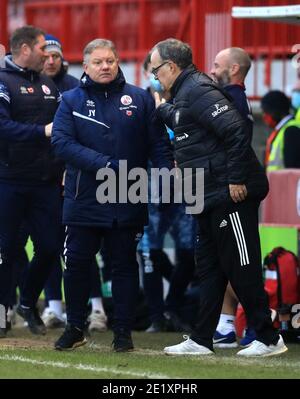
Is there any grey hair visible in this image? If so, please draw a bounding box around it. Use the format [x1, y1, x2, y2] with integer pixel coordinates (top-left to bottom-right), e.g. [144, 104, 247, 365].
[83, 38, 118, 64]
[152, 38, 193, 70]
[228, 47, 251, 78]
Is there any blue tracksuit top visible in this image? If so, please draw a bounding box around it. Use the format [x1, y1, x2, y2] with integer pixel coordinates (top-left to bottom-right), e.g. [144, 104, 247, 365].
[52, 69, 173, 228]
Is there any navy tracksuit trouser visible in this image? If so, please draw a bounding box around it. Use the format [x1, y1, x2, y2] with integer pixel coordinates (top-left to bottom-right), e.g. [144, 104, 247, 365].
[64, 225, 142, 331]
[44, 256, 103, 303]
[0, 182, 62, 310]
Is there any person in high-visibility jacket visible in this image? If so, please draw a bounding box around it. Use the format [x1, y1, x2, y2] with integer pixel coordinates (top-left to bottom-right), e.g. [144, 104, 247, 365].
[291, 83, 300, 121]
[261, 90, 300, 171]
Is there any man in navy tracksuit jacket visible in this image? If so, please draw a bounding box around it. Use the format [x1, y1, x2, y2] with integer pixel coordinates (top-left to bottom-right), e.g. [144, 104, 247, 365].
[52, 39, 173, 351]
[0, 26, 62, 338]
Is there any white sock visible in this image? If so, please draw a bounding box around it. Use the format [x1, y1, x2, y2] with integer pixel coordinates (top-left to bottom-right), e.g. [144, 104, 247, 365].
[91, 297, 105, 314]
[216, 314, 236, 335]
[48, 300, 63, 318]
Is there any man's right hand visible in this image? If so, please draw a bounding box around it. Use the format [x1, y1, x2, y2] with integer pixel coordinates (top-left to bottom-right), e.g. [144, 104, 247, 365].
[229, 184, 247, 203]
[154, 92, 166, 109]
[45, 122, 53, 137]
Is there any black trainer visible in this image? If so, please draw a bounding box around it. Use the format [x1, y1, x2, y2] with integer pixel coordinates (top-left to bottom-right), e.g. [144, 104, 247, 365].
[164, 311, 192, 333]
[55, 324, 87, 351]
[6, 321, 11, 332]
[112, 329, 134, 352]
[146, 318, 169, 333]
[16, 305, 46, 335]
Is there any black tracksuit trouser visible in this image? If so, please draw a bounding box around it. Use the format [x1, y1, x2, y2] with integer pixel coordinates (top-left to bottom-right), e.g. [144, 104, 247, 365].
[190, 199, 279, 350]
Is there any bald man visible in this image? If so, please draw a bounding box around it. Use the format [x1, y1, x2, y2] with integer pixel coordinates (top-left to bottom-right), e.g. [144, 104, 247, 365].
[211, 47, 250, 84]
[211, 47, 253, 141]
[211, 47, 256, 348]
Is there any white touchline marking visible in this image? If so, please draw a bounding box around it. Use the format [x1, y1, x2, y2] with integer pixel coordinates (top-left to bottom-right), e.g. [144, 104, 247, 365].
[0, 354, 171, 379]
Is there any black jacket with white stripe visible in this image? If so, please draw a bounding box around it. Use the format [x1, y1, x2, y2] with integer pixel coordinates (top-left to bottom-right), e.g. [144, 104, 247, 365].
[156, 65, 269, 213]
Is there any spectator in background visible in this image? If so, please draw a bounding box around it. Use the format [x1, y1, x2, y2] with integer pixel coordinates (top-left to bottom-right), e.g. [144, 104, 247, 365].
[42, 34, 78, 93]
[39, 34, 79, 328]
[261, 90, 300, 171]
[138, 54, 174, 333]
[52, 38, 173, 352]
[139, 53, 196, 334]
[291, 80, 300, 121]
[0, 25, 62, 338]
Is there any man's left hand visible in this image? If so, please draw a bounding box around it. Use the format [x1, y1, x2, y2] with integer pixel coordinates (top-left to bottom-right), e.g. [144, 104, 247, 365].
[45, 122, 53, 137]
[229, 184, 247, 203]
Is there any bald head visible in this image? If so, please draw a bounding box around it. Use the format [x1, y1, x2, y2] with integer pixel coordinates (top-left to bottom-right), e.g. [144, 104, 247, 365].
[227, 47, 251, 77]
[211, 47, 251, 86]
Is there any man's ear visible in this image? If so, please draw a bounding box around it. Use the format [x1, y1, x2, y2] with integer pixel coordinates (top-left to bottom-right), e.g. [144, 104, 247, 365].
[21, 43, 30, 57]
[231, 63, 240, 76]
[169, 61, 178, 75]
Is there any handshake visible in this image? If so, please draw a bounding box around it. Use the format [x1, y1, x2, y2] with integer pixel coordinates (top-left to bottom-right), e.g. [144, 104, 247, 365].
[45, 122, 53, 137]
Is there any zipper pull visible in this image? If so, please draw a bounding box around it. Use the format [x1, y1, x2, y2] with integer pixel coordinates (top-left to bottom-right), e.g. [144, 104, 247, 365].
[105, 91, 108, 99]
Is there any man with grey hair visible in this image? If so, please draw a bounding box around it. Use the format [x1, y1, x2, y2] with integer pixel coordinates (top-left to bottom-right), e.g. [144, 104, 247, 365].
[52, 38, 173, 351]
[151, 38, 287, 357]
